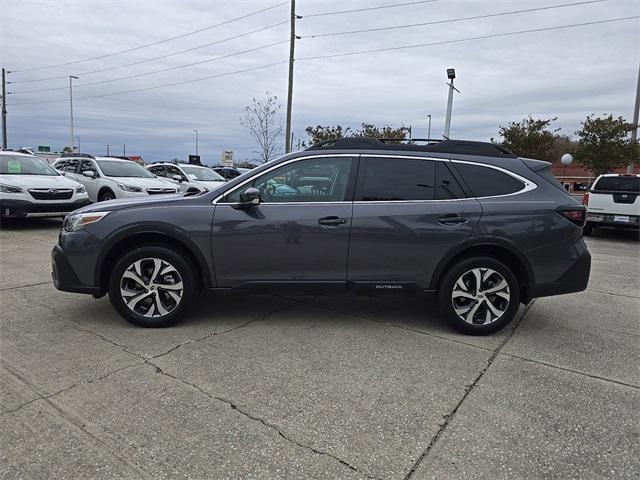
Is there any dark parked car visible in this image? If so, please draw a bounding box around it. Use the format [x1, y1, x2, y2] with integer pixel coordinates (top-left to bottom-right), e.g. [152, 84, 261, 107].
[212, 166, 244, 180]
[52, 138, 591, 334]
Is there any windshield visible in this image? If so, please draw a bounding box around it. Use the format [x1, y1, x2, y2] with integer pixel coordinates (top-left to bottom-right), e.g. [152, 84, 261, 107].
[0, 155, 59, 176]
[98, 160, 155, 178]
[181, 166, 225, 181]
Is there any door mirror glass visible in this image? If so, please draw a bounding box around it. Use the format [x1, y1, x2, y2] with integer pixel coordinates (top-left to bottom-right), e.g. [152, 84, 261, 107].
[82, 170, 96, 178]
[172, 175, 183, 183]
[237, 187, 261, 208]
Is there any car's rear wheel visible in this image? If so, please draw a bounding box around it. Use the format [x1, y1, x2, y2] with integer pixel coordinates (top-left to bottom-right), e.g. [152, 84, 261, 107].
[438, 256, 520, 335]
[108, 245, 199, 327]
[99, 189, 115, 202]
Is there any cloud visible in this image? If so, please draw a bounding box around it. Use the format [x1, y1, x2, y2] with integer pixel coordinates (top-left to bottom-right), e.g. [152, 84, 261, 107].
[2, 0, 639, 163]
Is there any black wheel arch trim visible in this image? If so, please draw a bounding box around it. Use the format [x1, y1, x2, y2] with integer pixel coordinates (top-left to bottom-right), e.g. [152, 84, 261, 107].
[94, 222, 213, 293]
[428, 237, 535, 296]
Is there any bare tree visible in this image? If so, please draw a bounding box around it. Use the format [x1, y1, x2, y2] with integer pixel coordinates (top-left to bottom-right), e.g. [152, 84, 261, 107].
[240, 92, 283, 163]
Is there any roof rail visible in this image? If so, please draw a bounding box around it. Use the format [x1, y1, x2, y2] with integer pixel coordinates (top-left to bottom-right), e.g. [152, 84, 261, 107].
[61, 152, 95, 159]
[305, 137, 515, 158]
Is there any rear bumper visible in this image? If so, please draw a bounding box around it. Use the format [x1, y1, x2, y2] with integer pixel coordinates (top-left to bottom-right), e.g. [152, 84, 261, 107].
[51, 244, 101, 295]
[587, 213, 639, 229]
[1, 198, 91, 219]
[529, 246, 591, 299]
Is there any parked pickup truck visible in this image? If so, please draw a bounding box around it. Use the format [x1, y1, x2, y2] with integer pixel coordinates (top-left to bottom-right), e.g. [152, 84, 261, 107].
[583, 174, 639, 235]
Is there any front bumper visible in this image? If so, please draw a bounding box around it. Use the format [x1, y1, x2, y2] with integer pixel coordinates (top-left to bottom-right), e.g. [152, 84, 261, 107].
[51, 244, 101, 295]
[1, 198, 91, 218]
[529, 245, 591, 299]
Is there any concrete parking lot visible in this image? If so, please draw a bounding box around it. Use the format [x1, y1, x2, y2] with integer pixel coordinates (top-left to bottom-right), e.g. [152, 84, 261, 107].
[1, 219, 638, 479]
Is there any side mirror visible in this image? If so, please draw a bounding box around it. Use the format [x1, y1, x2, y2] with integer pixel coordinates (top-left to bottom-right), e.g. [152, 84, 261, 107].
[172, 175, 184, 183]
[82, 170, 96, 178]
[234, 187, 261, 209]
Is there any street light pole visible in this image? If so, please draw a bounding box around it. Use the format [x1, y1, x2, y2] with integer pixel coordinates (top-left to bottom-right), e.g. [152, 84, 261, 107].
[443, 68, 459, 139]
[193, 129, 199, 155]
[628, 61, 640, 174]
[77, 136, 80, 152]
[69, 75, 79, 152]
[427, 114, 432, 139]
[1, 68, 7, 150]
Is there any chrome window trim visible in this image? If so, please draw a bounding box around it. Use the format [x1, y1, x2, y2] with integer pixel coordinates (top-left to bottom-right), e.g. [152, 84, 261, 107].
[212, 154, 356, 204]
[212, 153, 538, 204]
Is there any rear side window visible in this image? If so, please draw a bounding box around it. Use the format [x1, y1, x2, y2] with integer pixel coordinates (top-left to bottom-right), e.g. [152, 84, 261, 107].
[436, 162, 466, 199]
[593, 176, 639, 192]
[453, 163, 525, 197]
[362, 157, 435, 201]
[63, 158, 80, 173]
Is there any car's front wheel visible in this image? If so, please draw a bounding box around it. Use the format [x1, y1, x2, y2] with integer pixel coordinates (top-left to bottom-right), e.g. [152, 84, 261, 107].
[108, 245, 199, 327]
[438, 256, 520, 335]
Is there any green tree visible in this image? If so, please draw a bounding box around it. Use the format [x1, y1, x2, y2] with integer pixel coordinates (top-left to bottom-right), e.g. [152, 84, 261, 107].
[305, 123, 409, 146]
[574, 114, 638, 175]
[493, 116, 559, 161]
[61, 146, 73, 153]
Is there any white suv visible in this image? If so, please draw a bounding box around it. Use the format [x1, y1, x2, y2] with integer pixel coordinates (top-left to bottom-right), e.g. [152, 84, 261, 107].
[583, 173, 639, 235]
[146, 162, 226, 194]
[54, 156, 178, 202]
[0, 151, 90, 219]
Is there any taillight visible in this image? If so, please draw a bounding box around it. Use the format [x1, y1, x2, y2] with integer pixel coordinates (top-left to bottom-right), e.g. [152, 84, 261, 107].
[582, 192, 589, 206]
[557, 206, 587, 227]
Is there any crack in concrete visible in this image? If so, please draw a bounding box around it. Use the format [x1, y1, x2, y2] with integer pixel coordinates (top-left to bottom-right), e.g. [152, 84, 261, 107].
[498, 352, 640, 390]
[0, 280, 53, 292]
[589, 289, 640, 299]
[146, 360, 378, 480]
[403, 301, 536, 480]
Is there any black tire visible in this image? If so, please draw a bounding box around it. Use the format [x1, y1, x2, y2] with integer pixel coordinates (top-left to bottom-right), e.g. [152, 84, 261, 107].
[99, 189, 115, 202]
[108, 245, 200, 327]
[583, 222, 593, 236]
[437, 256, 520, 335]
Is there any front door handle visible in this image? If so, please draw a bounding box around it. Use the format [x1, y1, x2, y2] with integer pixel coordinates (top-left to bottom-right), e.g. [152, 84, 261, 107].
[318, 216, 348, 227]
[437, 214, 468, 226]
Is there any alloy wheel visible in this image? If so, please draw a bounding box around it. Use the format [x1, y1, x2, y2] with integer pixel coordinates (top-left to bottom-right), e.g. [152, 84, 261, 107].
[451, 267, 510, 325]
[119, 258, 183, 317]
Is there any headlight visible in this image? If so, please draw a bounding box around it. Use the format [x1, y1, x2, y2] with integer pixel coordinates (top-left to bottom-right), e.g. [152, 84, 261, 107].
[0, 184, 23, 193]
[75, 185, 86, 193]
[63, 211, 110, 232]
[117, 183, 142, 192]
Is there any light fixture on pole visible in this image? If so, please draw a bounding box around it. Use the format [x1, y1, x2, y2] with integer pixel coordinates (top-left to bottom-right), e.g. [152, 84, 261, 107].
[443, 68, 459, 139]
[193, 129, 199, 155]
[69, 76, 79, 152]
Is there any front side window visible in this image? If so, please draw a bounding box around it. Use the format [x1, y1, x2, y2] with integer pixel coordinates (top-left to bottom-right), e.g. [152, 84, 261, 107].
[79, 160, 97, 174]
[63, 158, 80, 173]
[227, 157, 353, 203]
[0, 155, 59, 176]
[453, 163, 525, 197]
[361, 157, 435, 201]
[148, 165, 166, 177]
[167, 166, 186, 181]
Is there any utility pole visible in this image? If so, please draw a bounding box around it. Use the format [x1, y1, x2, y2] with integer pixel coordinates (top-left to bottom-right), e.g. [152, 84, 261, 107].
[193, 129, 199, 155]
[123, 144, 126, 156]
[427, 114, 432, 139]
[1, 68, 7, 150]
[443, 68, 459, 139]
[628, 61, 640, 174]
[77, 136, 80, 152]
[285, 0, 298, 153]
[106, 144, 110, 156]
[69, 75, 79, 151]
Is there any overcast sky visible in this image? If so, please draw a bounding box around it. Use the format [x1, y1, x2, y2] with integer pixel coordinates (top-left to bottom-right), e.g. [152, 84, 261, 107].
[2, 0, 639, 164]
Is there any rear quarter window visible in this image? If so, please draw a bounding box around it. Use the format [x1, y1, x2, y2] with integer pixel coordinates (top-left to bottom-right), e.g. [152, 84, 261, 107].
[453, 163, 525, 197]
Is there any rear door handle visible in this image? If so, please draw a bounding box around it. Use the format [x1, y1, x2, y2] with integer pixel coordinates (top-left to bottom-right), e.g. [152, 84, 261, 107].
[437, 214, 468, 226]
[318, 216, 348, 227]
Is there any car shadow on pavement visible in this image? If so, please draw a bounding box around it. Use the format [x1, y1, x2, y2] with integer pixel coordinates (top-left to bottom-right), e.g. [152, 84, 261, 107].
[0, 217, 63, 230]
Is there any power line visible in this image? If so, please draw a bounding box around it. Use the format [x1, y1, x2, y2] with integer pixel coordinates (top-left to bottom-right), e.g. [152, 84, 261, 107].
[12, 40, 288, 94]
[10, 20, 288, 85]
[300, 0, 437, 18]
[9, 16, 637, 106]
[300, 0, 609, 38]
[297, 16, 639, 61]
[10, 61, 288, 106]
[9, 1, 288, 74]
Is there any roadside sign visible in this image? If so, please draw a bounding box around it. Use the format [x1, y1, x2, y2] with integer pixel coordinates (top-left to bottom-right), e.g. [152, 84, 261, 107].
[221, 150, 234, 167]
[38, 146, 50, 152]
[188, 155, 201, 165]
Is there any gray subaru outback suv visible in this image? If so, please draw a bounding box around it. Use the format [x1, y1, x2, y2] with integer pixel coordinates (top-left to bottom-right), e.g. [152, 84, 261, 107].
[52, 138, 590, 335]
